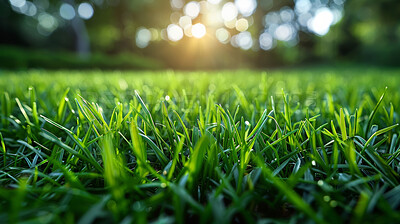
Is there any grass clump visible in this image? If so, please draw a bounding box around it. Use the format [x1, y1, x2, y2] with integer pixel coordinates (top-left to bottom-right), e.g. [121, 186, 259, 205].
[1, 67, 400, 223]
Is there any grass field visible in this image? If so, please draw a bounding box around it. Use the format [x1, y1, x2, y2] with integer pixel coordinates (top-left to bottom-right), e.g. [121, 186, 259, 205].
[1, 67, 400, 223]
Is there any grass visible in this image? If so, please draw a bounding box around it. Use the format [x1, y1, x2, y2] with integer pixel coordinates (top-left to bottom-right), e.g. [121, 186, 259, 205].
[1, 67, 400, 223]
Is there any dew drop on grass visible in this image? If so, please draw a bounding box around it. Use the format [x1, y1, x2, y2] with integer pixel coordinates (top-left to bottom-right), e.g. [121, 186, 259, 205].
[323, 195, 330, 202]
[165, 95, 170, 101]
[245, 120, 250, 126]
[161, 183, 167, 188]
[317, 180, 324, 186]
[311, 160, 316, 166]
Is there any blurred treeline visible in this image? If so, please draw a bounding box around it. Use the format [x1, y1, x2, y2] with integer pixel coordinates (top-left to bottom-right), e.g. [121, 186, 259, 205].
[0, 0, 399, 69]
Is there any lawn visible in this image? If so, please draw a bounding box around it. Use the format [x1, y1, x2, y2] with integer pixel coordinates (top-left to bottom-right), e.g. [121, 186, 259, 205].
[1, 67, 400, 223]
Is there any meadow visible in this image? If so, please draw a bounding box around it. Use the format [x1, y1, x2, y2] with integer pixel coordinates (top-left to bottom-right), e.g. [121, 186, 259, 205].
[1, 67, 400, 223]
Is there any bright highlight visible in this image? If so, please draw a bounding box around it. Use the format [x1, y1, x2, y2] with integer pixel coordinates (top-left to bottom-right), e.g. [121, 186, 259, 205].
[216, 28, 230, 43]
[167, 24, 184, 41]
[308, 7, 334, 36]
[235, 0, 257, 17]
[191, 23, 206, 38]
[78, 3, 94, 20]
[221, 2, 238, 22]
[184, 1, 200, 19]
[235, 18, 249, 32]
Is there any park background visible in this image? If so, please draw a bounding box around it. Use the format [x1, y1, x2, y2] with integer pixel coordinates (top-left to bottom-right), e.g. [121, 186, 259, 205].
[1, 0, 400, 70]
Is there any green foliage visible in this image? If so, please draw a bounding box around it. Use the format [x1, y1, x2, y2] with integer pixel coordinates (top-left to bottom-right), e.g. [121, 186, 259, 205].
[1, 67, 400, 223]
[0, 45, 163, 70]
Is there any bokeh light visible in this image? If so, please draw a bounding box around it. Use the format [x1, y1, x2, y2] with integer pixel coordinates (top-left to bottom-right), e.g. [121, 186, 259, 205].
[66, 0, 345, 51]
[235, 31, 253, 50]
[216, 28, 230, 44]
[308, 7, 334, 36]
[298, 13, 312, 27]
[179, 16, 192, 29]
[184, 1, 200, 19]
[78, 3, 94, 20]
[149, 28, 159, 41]
[224, 18, 237, 29]
[191, 23, 206, 38]
[37, 12, 58, 36]
[235, 0, 257, 17]
[184, 25, 193, 37]
[9, 0, 25, 8]
[334, 0, 345, 5]
[235, 18, 249, 32]
[256, 0, 344, 51]
[295, 0, 312, 14]
[280, 7, 295, 23]
[259, 32, 274, 50]
[264, 12, 280, 26]
[10, 0, 346, 52]
[274, 24, 295, 41]
[207, 0, 221, 5]
[24, 2, 37, 16]
[199, 1, 210, 14]
[136, 27, 152, 48]
[160, 29, 168, 40]
[167, 24, 184, 41]
[27, 2, 37, 16]
[204, 8, 223, 27]
[331, 8, 343, 25]
[170, 12, 181, 24]
[60, 3, 76, 21]
[221, 2, 238, 22]
[171, 0, 184, 9]
[9, 0, 37, 16]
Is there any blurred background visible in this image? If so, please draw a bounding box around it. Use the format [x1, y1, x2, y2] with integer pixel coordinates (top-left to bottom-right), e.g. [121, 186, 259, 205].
[1, 0, 399, 70]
